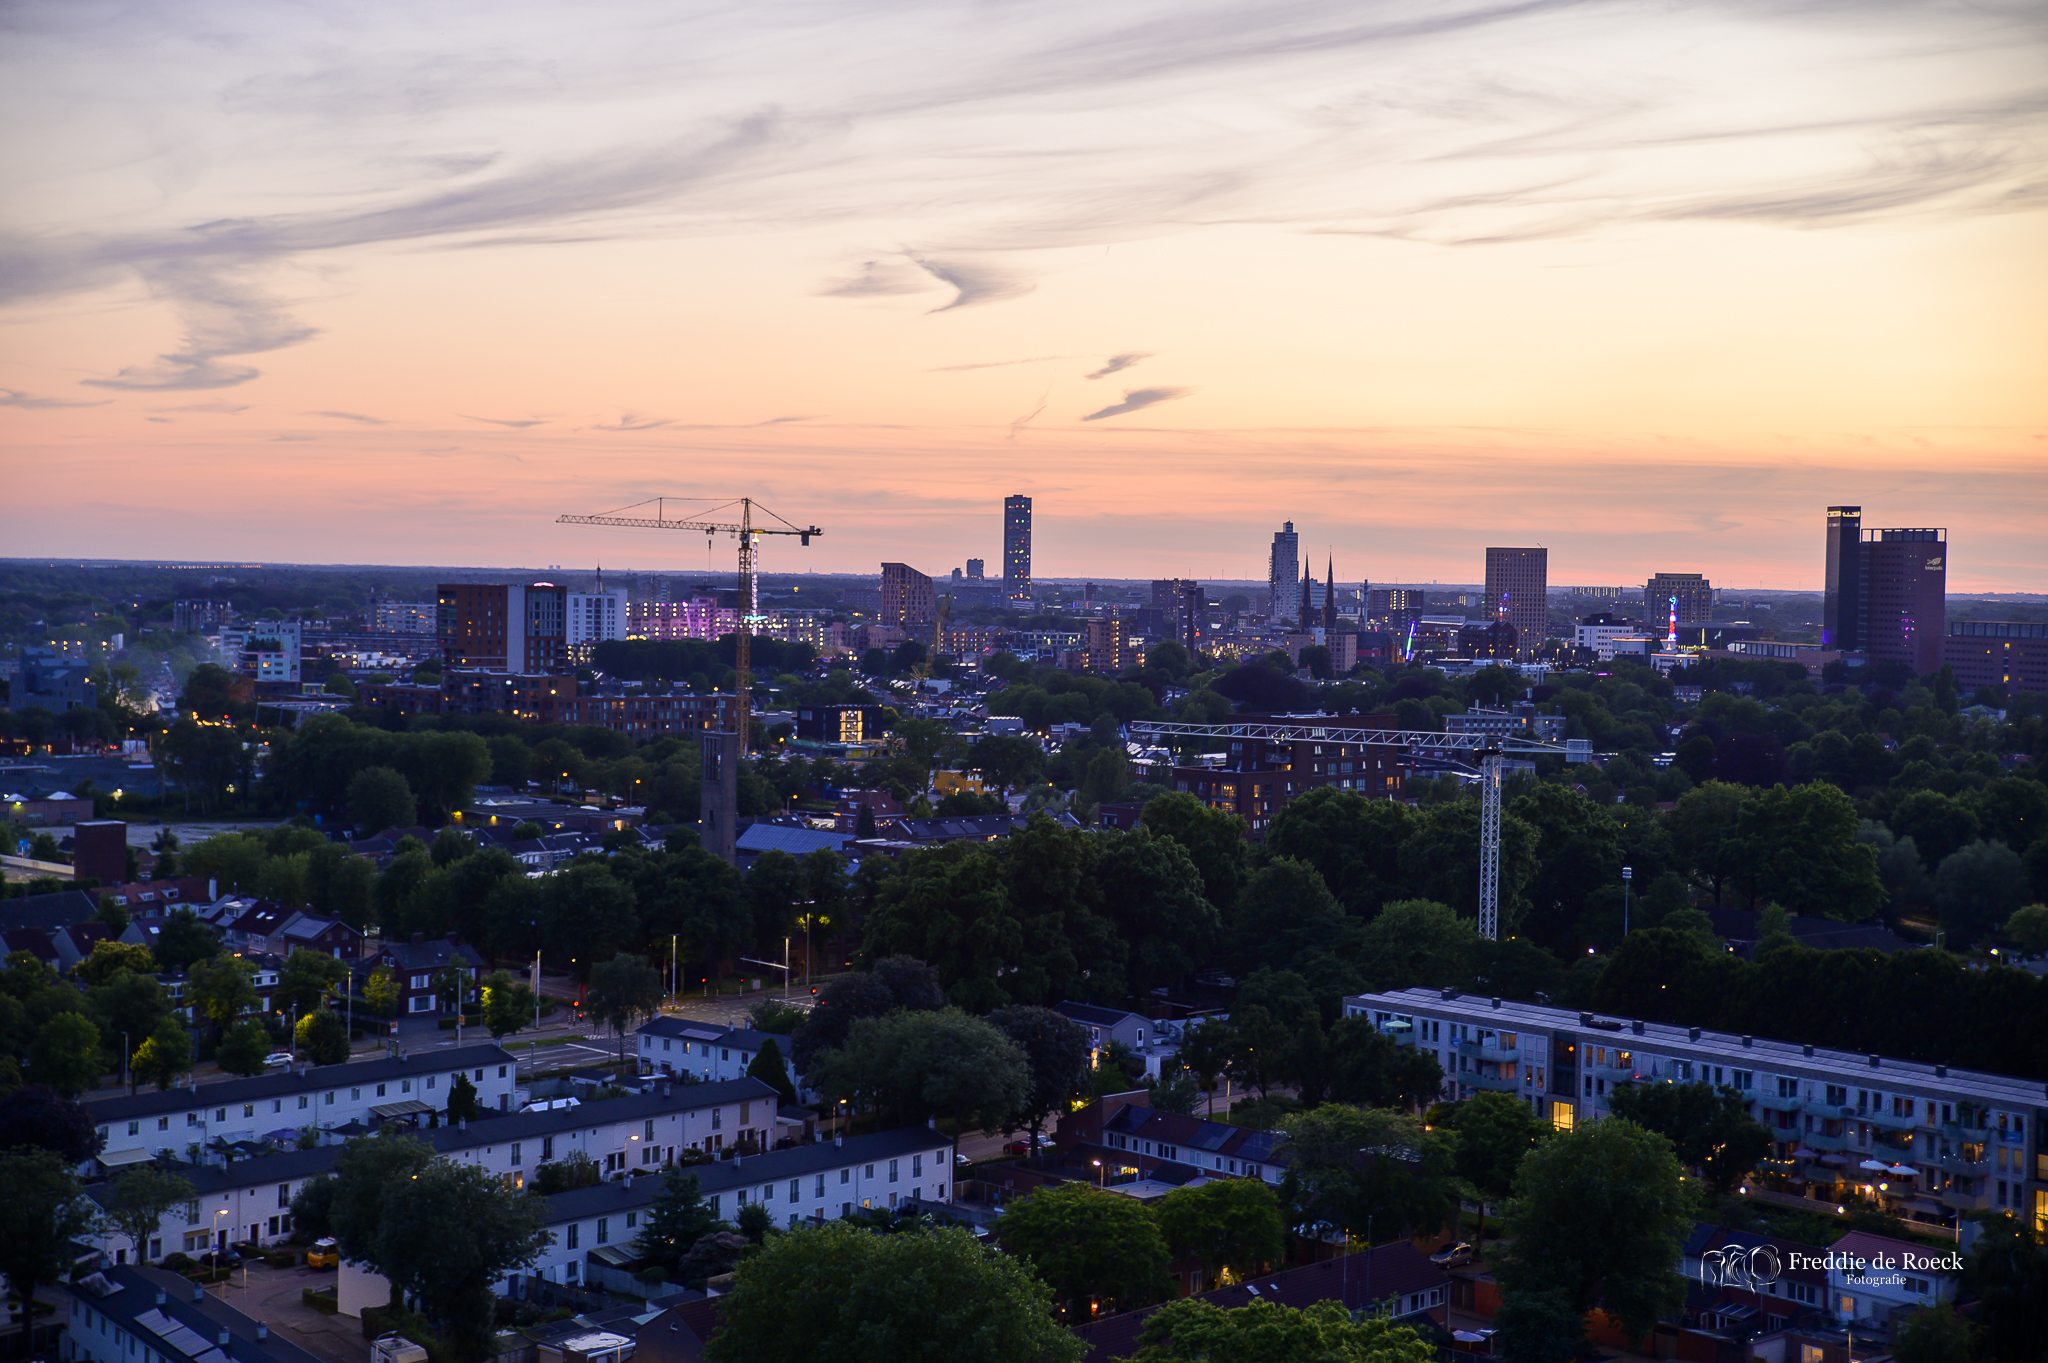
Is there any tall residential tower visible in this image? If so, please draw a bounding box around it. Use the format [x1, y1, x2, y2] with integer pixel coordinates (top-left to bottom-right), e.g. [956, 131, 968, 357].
[1003, 495, 1032, 603]
[1268, 521, 1299, 621]
[1484, 547, 1548, 657]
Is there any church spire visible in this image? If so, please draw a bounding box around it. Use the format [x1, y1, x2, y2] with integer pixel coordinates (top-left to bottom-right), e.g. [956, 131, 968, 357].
[1324, 552, 1338, 631]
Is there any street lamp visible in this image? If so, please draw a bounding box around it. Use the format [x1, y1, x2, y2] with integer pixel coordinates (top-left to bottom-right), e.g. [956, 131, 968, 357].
[1621, 866, 1633, 938]
[1091, 1158, 1104, 1189]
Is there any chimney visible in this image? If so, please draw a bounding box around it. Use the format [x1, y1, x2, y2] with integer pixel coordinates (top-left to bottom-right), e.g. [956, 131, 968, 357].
[1490, 998, 1501, 1010]
[1934, 1064, 1948, 1078]
[927, 1116, 936, 1130]
[218, 1331, 231, 1347]
[193, 1285, 204, 1302]
[1869, 1055, 1881, 1068]
[155, 1291, 166, 1306]
[834, 1133, 843, 1148]
[1630, 1020, 1644, 1035]
[459, 1118, 467, 1131]
[1742, 1035, 1752, 1047]
[1802, 1044, 1814, 1058]
[257, 1324, 269, 1342]
[1688, 1027, 1700, 1042]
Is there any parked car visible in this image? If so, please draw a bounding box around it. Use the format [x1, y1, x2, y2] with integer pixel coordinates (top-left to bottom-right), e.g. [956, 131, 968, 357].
[1430, 1242, 1476, 1268]
[306, 1238, 340, 1269]
[265, 1052, 294, 1068]
[1002, 1135, 1051, 1156]
[196, 1248, 241, 1270]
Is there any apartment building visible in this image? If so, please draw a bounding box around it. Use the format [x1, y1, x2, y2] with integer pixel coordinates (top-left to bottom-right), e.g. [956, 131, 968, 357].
[1168, 713, 1406, 839]
[513, 1127, 954, 1289]
[86, 1077, 780, 1263]
[1346, 988, 2048, 1233]
[90, 1044, 518, 1165]
[636, 1019, 809, 1099]
[62, 1267, 326, 1363]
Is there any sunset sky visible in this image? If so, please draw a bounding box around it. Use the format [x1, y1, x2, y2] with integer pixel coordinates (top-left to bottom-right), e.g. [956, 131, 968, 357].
[3, 0, 2044, 590]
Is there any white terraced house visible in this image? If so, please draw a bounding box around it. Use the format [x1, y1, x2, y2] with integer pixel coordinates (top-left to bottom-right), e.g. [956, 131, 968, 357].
[86, 1076, 781, 1262]
[511, 1126, 954, 1290]
[1347, 988, 2048, 1233]
[90, 1045, 518, 1169]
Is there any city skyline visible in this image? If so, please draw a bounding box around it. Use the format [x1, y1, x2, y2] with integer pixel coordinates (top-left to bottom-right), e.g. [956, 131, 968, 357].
[1, 2, 2042, 590]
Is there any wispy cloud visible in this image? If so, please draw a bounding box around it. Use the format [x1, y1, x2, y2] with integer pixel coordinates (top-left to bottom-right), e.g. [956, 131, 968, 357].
[1082, 386, 1191, 421]
[308, 410, 385, 424]
[1, 388, 109, 409]
[910, 256, 1034, 312]
[79, 265, 316, 391]
[1085, 352, 1153, 380]
[819, 259, 933, 297]
[589, 414, 673, 431]
[460, 415, 547, 428]
[930, 356, 1061, 372]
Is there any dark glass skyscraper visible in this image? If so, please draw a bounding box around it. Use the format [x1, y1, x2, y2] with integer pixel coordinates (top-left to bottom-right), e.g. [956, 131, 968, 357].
[1823, 505, 1862, 649]
[1003, 495, 1032, 602]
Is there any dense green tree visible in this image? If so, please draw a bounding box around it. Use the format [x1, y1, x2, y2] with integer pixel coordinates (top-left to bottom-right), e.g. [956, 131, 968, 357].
[1227, 860, 1358, 1000]
[999, 1182, 1172, 1315]
[72, 940, 157, 987]
[1263, 789, 1418, 917]
[1961, 1214, 2048, 1363]
[216, 1018, 272, 1076]
[633, 1168, 724, 1277]
[0, 1148, 98, 1307]
[1606, 1080, 1771, 1196]
[1279, 1105, 1459, 1244]
[296, 1009, 349, 1064]
[1888, 790, 1982, 870]
[274, 947, 349, 1017]
[1323, 1015, 1444, 1112]
[1892, 1301, 1978, 1363]
[1152, 1178, 1285, 1288]
[1435, 1091, 1548, 1244]
[324, 1132, 437, 1281]
[585, 952, 663, 1069]
[1491, 1286, 1583, 1363]
[2005, 903, 2048, 957]
[1510, 783, 1626, 947]
[790, 956, 944, 1073]
[1354, 899, 1475, 993]
[185, 952, 258, 1035]
[1494, 1118, 1688, 1339]
[811, 1008, 1028, 1153]
[1727, 782, 1884, 918]
[1140, 792, 1250, 910]
[153, 906, 220, 969]
[103, 1164, 196, 1264]
[1396, 801, 1541, 936]
[987, 1005, 1091, 1157]
[29, 1011, 103, 1095]
[1934, 839, 2030, 946]
[131, 1016, 193, 1089]
[744, 1037, 799, 1107]
[705, 1222, 1083, 1363]
[347, 765, 417, 833]
[375, 1161, 553, 1361]
[1126, 1298, 1433, 1363]
[1975, 777, 2048, 853]
[0, 1084, 103, 1163]
[1093, 829, 1218, 993]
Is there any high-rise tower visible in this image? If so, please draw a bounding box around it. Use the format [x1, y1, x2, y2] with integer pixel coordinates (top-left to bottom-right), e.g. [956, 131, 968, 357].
[1823, 506, 1862, 650]
[1484, 547, 1548, 658]
[1003, 495, 1032, 603]
[1268, 521, 1299, 620]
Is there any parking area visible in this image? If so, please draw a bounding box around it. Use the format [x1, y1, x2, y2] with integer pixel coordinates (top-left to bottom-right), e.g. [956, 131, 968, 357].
[202, 1260, 362, 1363]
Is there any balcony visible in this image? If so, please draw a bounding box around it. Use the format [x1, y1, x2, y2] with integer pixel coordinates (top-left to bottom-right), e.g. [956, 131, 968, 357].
[1936, 1151, 1988, 1176]
[1939, 1186, 1986, 1213]
[1807, 1131, 1848, 1153]
[1869, 1108, 1916, 1132]
[1807, 1101, 1855, 1121]
[1463, 1070, 1521, 1094]
[1758, 1092, 1801, 1115]
[1454, 1038, 1520, 1062]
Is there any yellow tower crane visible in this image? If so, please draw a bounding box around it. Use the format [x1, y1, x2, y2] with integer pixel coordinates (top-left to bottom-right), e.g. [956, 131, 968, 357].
[556, 497, 823, 753]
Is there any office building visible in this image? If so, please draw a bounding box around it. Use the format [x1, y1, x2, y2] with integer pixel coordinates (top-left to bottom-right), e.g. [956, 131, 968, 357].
[1346, 988, 2047, 1231]
[371, 600, 436, 634]
[1267, 521, 1299, 620]
[966, 557, 985, 580]
[879, 562, 936, 628]
[565, 589, 628, 661]
[437, 583, 568, 673]
[1003, 495, 1032, 601]
[1820, 509, 1948, 675]
[1944, 620, 2048, 695]
[1823, 505, 1862, 649]
[1646, 572, 1713, 629]
[1484, 547, 1548, 655]
[1860, 528, 1946, 676]
[627, 596, 737, 641]
[1150, 578, 1207, 654]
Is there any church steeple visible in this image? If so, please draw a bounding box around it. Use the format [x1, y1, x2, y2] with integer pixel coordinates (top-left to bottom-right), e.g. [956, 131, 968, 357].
[1298, 570, 1315, 632]
[1323, 553, 1338, 631]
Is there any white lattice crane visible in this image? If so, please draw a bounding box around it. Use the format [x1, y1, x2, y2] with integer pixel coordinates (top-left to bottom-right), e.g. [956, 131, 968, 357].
[556, 497, 823, 751]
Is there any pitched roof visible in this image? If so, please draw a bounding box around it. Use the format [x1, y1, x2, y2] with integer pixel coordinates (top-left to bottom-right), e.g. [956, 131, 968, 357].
[734, 823, 852, 856]
[85, 1043, 516, 1124]
[1074, 1243, 1448, 1362]
[59, 1265, 328, 1363]
[1055, 1000, 1141, 1028]
[0, 888, 100, 933]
